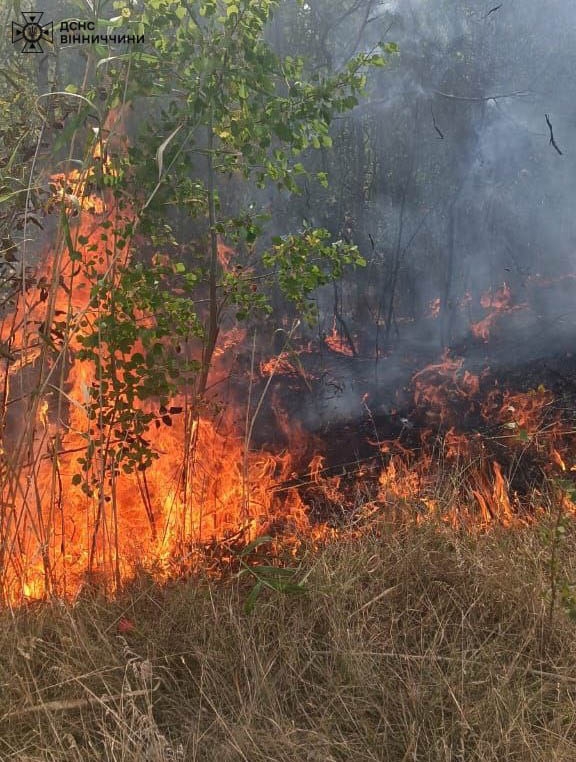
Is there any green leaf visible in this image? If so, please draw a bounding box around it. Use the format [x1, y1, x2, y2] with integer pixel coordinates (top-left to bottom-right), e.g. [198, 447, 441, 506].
[239, 535, 273, 556]
[370, 55, 387, 67]
[0, 187, 43, 205]
[251, 566, 297, 579]
[244, 581, 263, 614]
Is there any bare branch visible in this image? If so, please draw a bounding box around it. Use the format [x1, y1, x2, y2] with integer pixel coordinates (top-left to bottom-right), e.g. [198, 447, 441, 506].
[484, 4, 503, 19]
[433, 90, 530, 102]
[545, 114, 563, 156]
[3, 684, 159, 719]
[431, 106, 444, 139]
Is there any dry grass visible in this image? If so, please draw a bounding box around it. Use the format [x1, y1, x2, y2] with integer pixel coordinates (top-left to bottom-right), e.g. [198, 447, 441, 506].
[1, 518, 576, 761]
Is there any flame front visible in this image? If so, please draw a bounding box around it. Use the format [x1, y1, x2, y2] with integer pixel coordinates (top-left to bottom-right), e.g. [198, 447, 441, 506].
[1, 115, 574, 606]
[0, 118, 319, 605]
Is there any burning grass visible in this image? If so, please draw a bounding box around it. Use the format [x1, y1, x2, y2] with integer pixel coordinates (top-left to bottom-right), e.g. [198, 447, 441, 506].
[3, 112, 576, 761]
[3, 103, 576, 604]
[2, 515, 576, 761]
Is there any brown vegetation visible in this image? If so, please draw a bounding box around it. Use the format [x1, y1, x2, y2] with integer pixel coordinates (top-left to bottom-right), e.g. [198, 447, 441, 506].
[2, 517, 576, 761]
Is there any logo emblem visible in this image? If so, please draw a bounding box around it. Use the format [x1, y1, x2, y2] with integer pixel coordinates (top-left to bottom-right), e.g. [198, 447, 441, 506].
[12, 11, 53, 53]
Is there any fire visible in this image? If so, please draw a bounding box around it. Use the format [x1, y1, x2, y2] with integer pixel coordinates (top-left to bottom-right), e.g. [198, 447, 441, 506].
[217, 241, 234, 270]
[324, 317, 355, 356]
[1, 110, 574, 606]
[260, 352, 298, 377]
[472, 462, 513, 525]
[0, 114, 315, 604]
[259, 348, 312, 382]
[412, 352, 481, 424]
[373, 351, 573, 528]
[471, 283, 526, 341]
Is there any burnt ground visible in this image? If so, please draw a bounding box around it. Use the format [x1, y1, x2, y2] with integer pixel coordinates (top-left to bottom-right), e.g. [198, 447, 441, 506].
[247, 300, 576, 524]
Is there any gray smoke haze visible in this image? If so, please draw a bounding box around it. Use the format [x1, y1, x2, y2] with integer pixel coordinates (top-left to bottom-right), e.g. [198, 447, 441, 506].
[21, 0, 576, 430]
[269, 0, 576, 428]
[314, 0, 576, 338]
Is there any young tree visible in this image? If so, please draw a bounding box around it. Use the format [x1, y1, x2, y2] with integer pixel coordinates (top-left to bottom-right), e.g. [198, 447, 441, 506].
[73, 0, 388, 482]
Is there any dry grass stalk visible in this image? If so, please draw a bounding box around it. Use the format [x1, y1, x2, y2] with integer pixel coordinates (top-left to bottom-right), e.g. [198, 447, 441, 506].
[0, 519, 575, 760]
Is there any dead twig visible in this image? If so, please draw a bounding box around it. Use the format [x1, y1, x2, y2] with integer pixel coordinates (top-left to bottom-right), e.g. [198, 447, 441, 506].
[545, 114, 563, 155]
[1, 683, 159, 720]
[431, 107, 444, 139]
[433, 90, 530, 103]
[484, 4, 502, 19]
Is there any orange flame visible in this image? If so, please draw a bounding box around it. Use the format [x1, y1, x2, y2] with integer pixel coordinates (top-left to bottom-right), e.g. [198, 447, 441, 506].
[1, 112, 574, 605]
[471, 283, 526, 341]
[324, 317, 355, 356]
